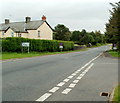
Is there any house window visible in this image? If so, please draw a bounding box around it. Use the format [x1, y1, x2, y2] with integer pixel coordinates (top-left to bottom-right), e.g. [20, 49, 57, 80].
[38, 31, 40, 37]
[18, 34, 21, 37]
[11, 32, 14, 37]
[2, 31, 4, 36]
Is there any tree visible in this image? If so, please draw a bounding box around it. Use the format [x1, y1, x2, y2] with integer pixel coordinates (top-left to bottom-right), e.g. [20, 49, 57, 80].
[105, 2, 120, 50]
[94, 31, 103, 43]
[78, 29, 88, 45]
[70, 31, 81, 41]
[53, 24, 71, 41]
[81, 33, 95, 46]
[81, 29, 87, 37]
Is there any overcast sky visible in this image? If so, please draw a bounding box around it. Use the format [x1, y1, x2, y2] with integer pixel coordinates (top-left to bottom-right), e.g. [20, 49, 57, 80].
[0, 0, 119, 33]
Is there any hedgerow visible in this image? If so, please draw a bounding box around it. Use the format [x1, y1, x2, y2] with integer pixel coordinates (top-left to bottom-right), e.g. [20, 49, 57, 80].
[2, 37, 74, 52]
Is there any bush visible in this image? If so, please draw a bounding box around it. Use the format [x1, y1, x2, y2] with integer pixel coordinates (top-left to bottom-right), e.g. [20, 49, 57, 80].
[2, 37, 74, 52]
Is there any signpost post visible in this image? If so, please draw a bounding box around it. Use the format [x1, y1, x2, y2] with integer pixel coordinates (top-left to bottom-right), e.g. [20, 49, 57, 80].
[21, 42, 30, 53]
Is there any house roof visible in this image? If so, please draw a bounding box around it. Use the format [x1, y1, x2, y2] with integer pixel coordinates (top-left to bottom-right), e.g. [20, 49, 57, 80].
[0, 20, 53, 33]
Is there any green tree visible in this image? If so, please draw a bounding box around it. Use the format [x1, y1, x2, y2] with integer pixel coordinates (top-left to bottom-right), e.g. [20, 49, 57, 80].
[81, 33, 95, 46]
[81, 29, 87, 37]
[78, 29, 88, 45]
[94, 31, 104, 43]
[53, 24, 71, 41]
[105, 2, 120, 50]
[70, 31, 81, 41]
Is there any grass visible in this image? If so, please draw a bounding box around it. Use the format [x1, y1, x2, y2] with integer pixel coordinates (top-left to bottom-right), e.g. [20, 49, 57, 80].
[108, 50, 120, 57]
[1, 49, 87, 60]
[1, 44, 109, 60]
[112, 84, 120, 102]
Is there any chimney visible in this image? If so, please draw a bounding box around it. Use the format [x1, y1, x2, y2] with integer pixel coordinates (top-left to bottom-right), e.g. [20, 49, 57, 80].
[42, 15, 46, 21]
[25, 17, 31, 23]
[5, 19, 9, 24]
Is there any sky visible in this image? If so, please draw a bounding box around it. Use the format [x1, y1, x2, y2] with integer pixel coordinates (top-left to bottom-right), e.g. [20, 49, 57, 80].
[0, 0, 119, 33]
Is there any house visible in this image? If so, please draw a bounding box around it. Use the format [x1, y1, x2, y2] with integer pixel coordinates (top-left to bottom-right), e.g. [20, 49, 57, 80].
[0, 16, 53, 40]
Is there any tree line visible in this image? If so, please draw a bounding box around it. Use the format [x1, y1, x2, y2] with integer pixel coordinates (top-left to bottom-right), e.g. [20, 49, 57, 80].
[53, 24, 106, 47]
[53, 1, 119, 50]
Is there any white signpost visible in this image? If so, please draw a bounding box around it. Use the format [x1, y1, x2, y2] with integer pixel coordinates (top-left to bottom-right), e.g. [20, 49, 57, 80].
[21, 42, 30, 53]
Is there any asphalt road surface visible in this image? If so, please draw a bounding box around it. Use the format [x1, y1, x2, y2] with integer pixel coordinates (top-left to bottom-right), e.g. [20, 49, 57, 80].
[2, 45, 118, 102]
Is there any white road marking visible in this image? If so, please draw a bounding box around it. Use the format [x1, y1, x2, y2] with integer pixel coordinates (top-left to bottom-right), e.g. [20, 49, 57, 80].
[36, 53, 101, 100]
[86, 63, 94, 70]
[78, 52, 102, 71]
[77, 69, 81, 72]
[82, 71, 86, 74]
[62, 88, 72, 94]
[76, 76, 82, 80]
[68, 75, 74, 79]
[57, 82, 65, 87]
[73, 80, 79, 83]
[69, 83, 76, 88]
[85, 69, 88, 72]
[63, 78, 70, 82]
[49, 87, 59, 93]
[74, 71, 79, 74]
[71, 73, 76, 76]
[79, 74, 84, 77]
[36, 93, 52, 101]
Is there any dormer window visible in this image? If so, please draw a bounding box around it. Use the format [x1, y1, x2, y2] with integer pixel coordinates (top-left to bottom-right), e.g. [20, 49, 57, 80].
[38, 30, 40, 37]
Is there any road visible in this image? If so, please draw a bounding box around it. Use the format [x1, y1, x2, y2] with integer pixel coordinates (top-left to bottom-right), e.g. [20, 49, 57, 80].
[2, 45, 118, 102]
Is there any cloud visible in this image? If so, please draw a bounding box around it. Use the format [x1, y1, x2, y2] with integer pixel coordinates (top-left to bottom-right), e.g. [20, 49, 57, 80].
[0, 0, 119, 32]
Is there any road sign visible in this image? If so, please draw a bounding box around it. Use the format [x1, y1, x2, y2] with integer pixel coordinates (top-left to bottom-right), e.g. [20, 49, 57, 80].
[60, 43, 63, 46]
[21, 42, 30, 53]
[22, 42, 30, 47]
[59, 46, 63, 49]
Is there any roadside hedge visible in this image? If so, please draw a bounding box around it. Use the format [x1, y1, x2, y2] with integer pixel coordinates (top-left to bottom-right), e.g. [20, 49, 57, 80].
[2, 37, 74, 52]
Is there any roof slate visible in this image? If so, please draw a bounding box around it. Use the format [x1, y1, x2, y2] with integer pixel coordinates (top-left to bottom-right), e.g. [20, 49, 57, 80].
[0, 20, 45, 33]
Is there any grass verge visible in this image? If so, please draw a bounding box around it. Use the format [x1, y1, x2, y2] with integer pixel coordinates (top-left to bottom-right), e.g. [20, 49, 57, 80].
[112, 84, 120, 102]
[1, 49, 87, 60]
[108, 50, 120, 57]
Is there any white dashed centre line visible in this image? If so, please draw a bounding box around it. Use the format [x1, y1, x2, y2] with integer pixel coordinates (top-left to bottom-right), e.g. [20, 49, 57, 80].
[82, 71, 86, 74]
[76, 76, 82, 80]
[36, 93, 52, 102]
[57, 82, 65, 87]
[36, 54, 101, 101]
[49, 87, 59, 93]
[62, 88, 72, 94]
[79, 74, 84, 77]
[74, 71, 79, 74]
[69, 83, 76, 88]
[63, 78, 70, 82]
[77, 69, 81, 72]
[71, 73, 76, 76]
[73, 80, 79, 83]
[85, 70, 88, 72]
[68, 75, 74, 79]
